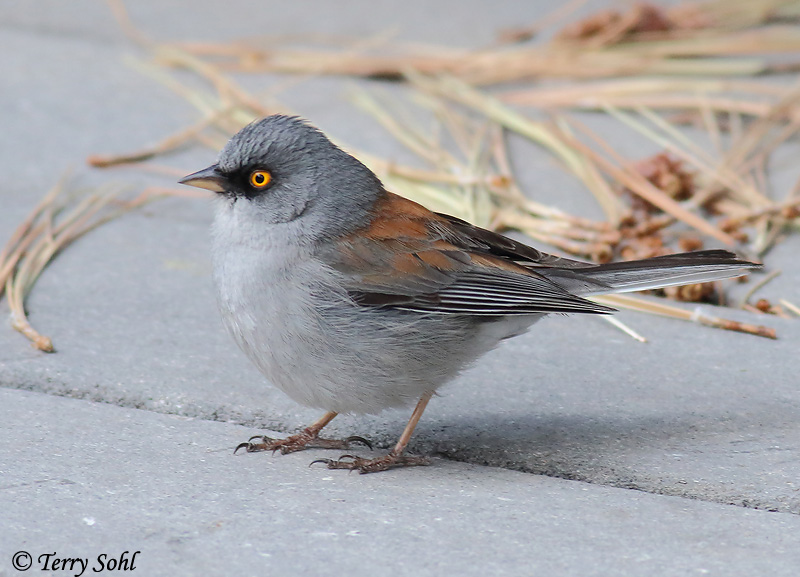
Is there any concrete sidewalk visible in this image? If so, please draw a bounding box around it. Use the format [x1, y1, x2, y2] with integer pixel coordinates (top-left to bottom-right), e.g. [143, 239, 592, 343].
[4, 387, 800, 577]
[2, 1, 799, 575]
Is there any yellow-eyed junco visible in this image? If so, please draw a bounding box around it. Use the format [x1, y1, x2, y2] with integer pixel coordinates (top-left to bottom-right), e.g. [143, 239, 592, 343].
[180, 115, 760, 473]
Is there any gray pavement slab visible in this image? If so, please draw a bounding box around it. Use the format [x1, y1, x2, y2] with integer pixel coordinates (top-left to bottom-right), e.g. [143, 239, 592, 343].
[1, 0, 800, 574]
[3, 387, 800, 577]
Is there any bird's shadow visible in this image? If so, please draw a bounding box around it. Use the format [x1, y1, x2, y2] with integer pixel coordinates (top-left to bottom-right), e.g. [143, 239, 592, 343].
[391, 407, 784, 483]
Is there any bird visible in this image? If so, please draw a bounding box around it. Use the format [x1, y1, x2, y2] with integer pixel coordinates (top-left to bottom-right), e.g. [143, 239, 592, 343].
[180, 115, 761, 473]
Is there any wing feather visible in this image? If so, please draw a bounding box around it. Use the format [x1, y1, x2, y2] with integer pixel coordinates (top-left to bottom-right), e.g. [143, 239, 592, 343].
[321, 192, 613, 316]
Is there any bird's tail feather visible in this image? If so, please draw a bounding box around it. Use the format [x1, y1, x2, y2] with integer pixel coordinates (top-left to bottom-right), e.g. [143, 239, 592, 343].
[541, 250, 761, 296]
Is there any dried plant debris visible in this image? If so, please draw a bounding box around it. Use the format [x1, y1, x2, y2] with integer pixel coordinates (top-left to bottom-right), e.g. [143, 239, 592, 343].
[0, 180, 206, 351]
[780, 298, 800, 316]
[557, 3, 677, 46]
[502, 78, 800, 124]
[556, 0, 800, 46]
[140, 0, 800, 83]
[594, 293, 778, 339]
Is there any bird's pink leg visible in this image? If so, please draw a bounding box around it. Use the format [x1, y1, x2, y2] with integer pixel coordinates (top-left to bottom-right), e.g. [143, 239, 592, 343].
[313, 392, 433, 473]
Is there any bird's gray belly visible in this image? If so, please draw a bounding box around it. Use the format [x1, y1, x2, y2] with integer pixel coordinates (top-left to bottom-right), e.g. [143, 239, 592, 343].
[215, 252, 540, 414]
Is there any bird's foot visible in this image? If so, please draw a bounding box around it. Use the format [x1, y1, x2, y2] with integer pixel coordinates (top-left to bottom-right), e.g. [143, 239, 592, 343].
[235, 433, 371, 455]
[310, 452, 430, 474]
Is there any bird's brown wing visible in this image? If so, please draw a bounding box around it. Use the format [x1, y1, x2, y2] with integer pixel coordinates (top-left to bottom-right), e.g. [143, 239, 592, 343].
[320, 192, 612, 315]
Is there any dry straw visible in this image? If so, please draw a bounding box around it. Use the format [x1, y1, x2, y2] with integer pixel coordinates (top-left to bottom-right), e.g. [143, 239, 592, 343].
[155, 1, 800, 82]
[0, 182, 208, 351]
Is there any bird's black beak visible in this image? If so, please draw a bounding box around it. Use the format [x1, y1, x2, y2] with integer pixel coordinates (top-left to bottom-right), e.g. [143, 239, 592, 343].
[179, 164, 227, 193]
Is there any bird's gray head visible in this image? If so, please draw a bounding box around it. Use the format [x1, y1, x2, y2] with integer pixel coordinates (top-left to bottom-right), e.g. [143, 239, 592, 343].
[180, 115, 384, 240]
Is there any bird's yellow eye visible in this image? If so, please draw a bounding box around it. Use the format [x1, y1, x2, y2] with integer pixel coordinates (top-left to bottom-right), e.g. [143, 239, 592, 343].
[249, 170, 272, 189]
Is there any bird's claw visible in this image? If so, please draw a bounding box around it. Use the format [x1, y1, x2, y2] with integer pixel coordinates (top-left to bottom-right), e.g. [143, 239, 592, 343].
[343, 436, 373, 450]
[234, 433, 374, 455]
[309, 453, 431, 474]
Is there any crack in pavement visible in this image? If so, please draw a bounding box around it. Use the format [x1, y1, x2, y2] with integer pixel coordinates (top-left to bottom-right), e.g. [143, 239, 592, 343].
[2, 382, 798, 516]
